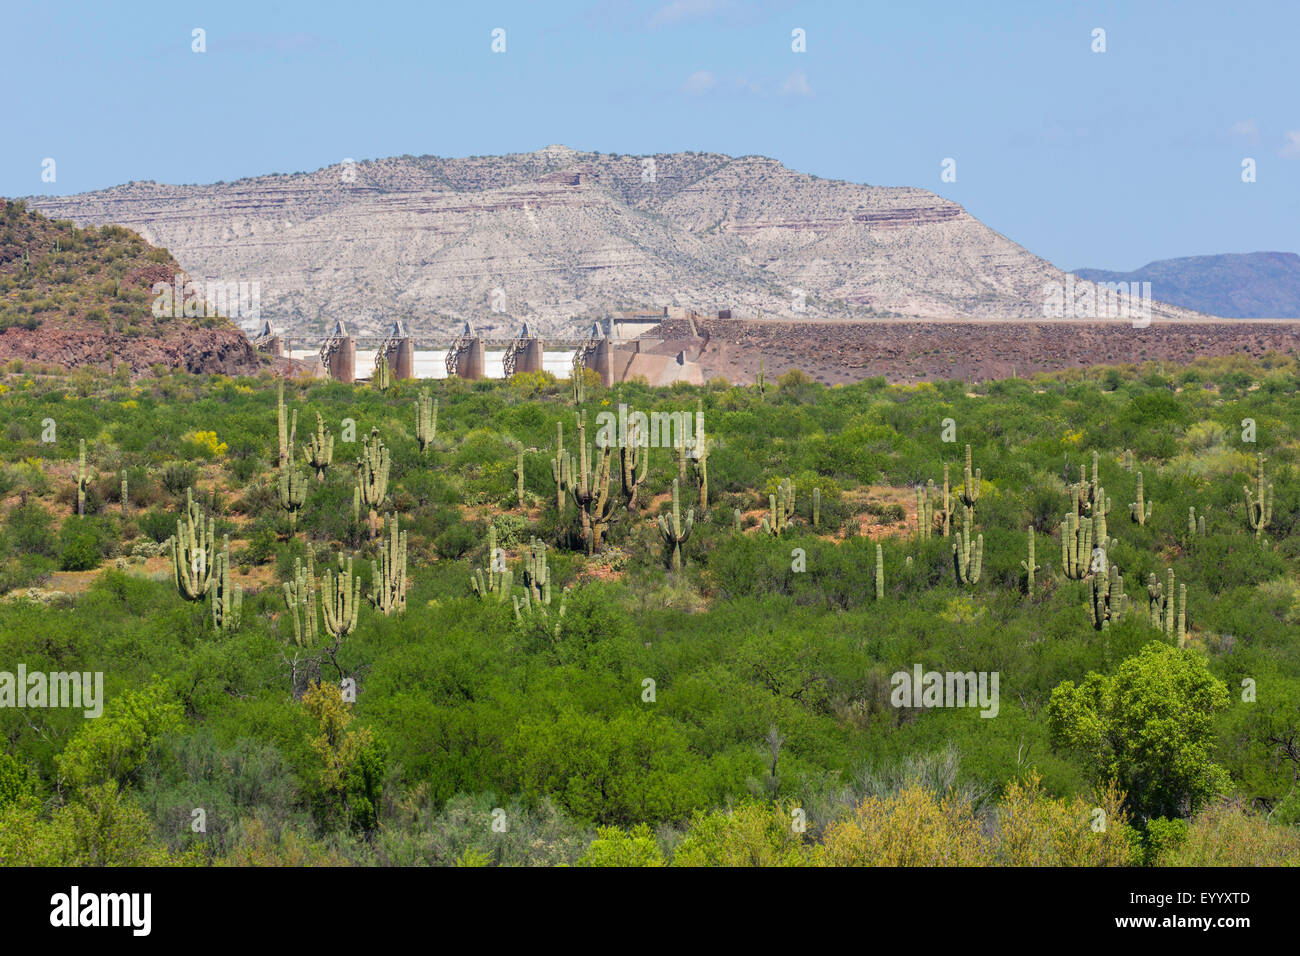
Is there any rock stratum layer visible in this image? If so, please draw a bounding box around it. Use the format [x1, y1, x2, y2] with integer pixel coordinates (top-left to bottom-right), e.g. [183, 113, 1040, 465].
[30, 146, 1207, 340]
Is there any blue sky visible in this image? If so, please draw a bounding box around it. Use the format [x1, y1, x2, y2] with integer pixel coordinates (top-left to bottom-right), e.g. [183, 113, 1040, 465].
[4, 0, 1297, 270]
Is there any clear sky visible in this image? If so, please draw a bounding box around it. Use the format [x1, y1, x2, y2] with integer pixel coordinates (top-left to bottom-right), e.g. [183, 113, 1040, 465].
[4, 0, 1297, 271]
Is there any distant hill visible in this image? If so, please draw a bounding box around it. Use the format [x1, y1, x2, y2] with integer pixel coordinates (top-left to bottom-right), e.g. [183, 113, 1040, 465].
[0, 199, 261, 375]
[1072, 252, 1300, 318]
[30, 146, 1205, 339]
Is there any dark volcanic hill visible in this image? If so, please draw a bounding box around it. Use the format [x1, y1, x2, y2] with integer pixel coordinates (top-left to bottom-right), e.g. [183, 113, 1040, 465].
[0, 200, 261, 376]
[29, 146, 1206, 340]
[1072, 252, 1300, 318]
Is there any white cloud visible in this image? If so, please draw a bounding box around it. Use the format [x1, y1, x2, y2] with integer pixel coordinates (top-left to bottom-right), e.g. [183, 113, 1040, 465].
[1280, 130, 1300, 159]
[1230, 118, 1259, 144]
[780, 71, 813, 97]
[681, 70, 717, 95]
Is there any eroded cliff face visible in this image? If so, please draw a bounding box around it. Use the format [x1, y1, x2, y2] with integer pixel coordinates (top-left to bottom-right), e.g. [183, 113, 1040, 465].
[0, 200, 263, 376]
[30, 147, 1208, 339]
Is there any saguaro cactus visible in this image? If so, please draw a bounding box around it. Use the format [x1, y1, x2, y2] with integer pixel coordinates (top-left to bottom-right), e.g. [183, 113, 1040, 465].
[170, 488, 215, 600]
[619, 418, 649, 512]
[210, 536, 243, 632]
[959, 445, 981, 512]
[550, 421, 568, 515]
[1091, 486, 1115, 551]
[658, 479, 695, 573]
[284, 552, 320, 647]
[304, 412, 334, 481]
[521, 536, 551, 605]
[875, 542, 885, 600]
[1243, 453, 1273, 539]
[120, 476, 129, 517]
[373, 352, 392, 391]
[1128, 473, 1152, 525]
[916, 484, 932, 538]
[1090, 561, 1129, 630]
[813, 487, 821, 528]
[321, 553, 361, 640]
[278, 455, 307, 534]
[514, 442, 527, 509]
[471, 526, 513, 600]
[1188, 506, 1206, 537]
[953, 506, 983, 585]
[1147, 568, 1179, 638]
[1177, 583, 1188, 645]
[76, 439, 90, 516]
[1061, 489, 1093, 581]
[370, 513, 407, 615]
[1021, 527, 1040, 593]
[756, 356, 766, 399]
[415, 389, 438, 454]
[939, 464, 952, 537]
[565, 411, 617, 554]
[357, 428, 391, 540]
[761, 479, 795, 535]
[690, 399, 709, 510]
[733, 508, 743, 532]
[570, 355, 586, 406]
[277, 379, 297, 471]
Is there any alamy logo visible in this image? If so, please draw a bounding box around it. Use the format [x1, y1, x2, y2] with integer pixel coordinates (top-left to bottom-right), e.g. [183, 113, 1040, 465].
[594, 404, 703, 454]
[50, 887, 151, 936]
[0, 666, 103, 718]
[890, 665, 999, 718]
[152, 276, 260, 321]
[1042, 275, 1152, 327]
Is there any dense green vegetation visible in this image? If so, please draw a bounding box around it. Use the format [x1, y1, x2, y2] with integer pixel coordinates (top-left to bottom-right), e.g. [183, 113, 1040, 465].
[1, 353, 1298, 865]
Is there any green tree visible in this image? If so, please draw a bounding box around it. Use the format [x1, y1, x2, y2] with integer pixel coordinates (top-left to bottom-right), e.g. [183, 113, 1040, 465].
[55, 681, 182, 791]
[1047, 642, 1231, 820]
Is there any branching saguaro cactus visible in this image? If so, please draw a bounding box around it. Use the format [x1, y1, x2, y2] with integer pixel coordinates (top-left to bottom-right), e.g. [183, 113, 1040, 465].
[874, 542, 885, 600]
[690, 399, 709, 511]
[658, 479, 695, 573]
[278, 453, 307, 535]
[210, 536, 243, 632]
[370, 513, 407, 615]
[1188, 506, 1206, 537]
[170, 488, 215, 600]
[284, 552, 320, 647]
[1061, 497, 1093, 581]
[321, 553, 360, 640]
[304, 412, 334, 481]
[761, 478, 795, 535]
[356, 428, 391, 540]
[76, 439, 90, 516]
[415, 388, 438, 454]
[1090, 562, 1129, 630]
[959, 445, 981, 512]
[514, 584, 569, 638]
[570, 355, 586, 406]
[1146, 567, 1186, 641]
[374, 352, 392, 391]
[276, 379, 298, 471]
[1091, 486, 1115, 551]
[952, 506, 982, 586]
[619, 418, 649, 512]
[1128, 472, 1153, 525]
[550, 421, 568, 515]
[471, 526, 513, 600]
[565, 411, 616, 554]
[1243, 453, 1273, 539]
[521, 536, 551, 605]
[1021, 527, 1040, 594]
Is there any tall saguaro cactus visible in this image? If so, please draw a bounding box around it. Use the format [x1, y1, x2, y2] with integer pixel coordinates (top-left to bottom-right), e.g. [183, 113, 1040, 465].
[812, 487, 821, 528]
[1243, 453, 1273, 539]
[874, 542, 885, 600]
[370, 513, 407, 615]
[357, 427, 391, 540]
[514, 442, 527, 509]
[761, 478, 796, 535]
[566, 411, 617, 554]
[278, 452, 307, 535]
[304, 412, 334, 481]
[690, 399, 709, 511]
[277, 379, 297, 471]
[1188, 506, 1206, 538]
[284, 552, 320, 647]
[471, 526, 513, 600]
[1128, 473, 1152, 525]
[1021, 527, 1040, 593]
[953, 506, 983, 585]
[1061, 494, 1093, 581]
[415, 389, 438, 454]
[1090, 561, 1129, 630]
[658, 479, 695, 573]
[170, 488, 215, 600]
[120, 476, 129, 517]
[321, 553, 360, 640]
[550, 421, 568, 516]
[960, 444, 981, 512]
[619, 418, 649, 512]
[522, 536, 551, 605]
[373, 352, 392, 391]
[210, 536, 243, 632]
[76, 439, 90, 516]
